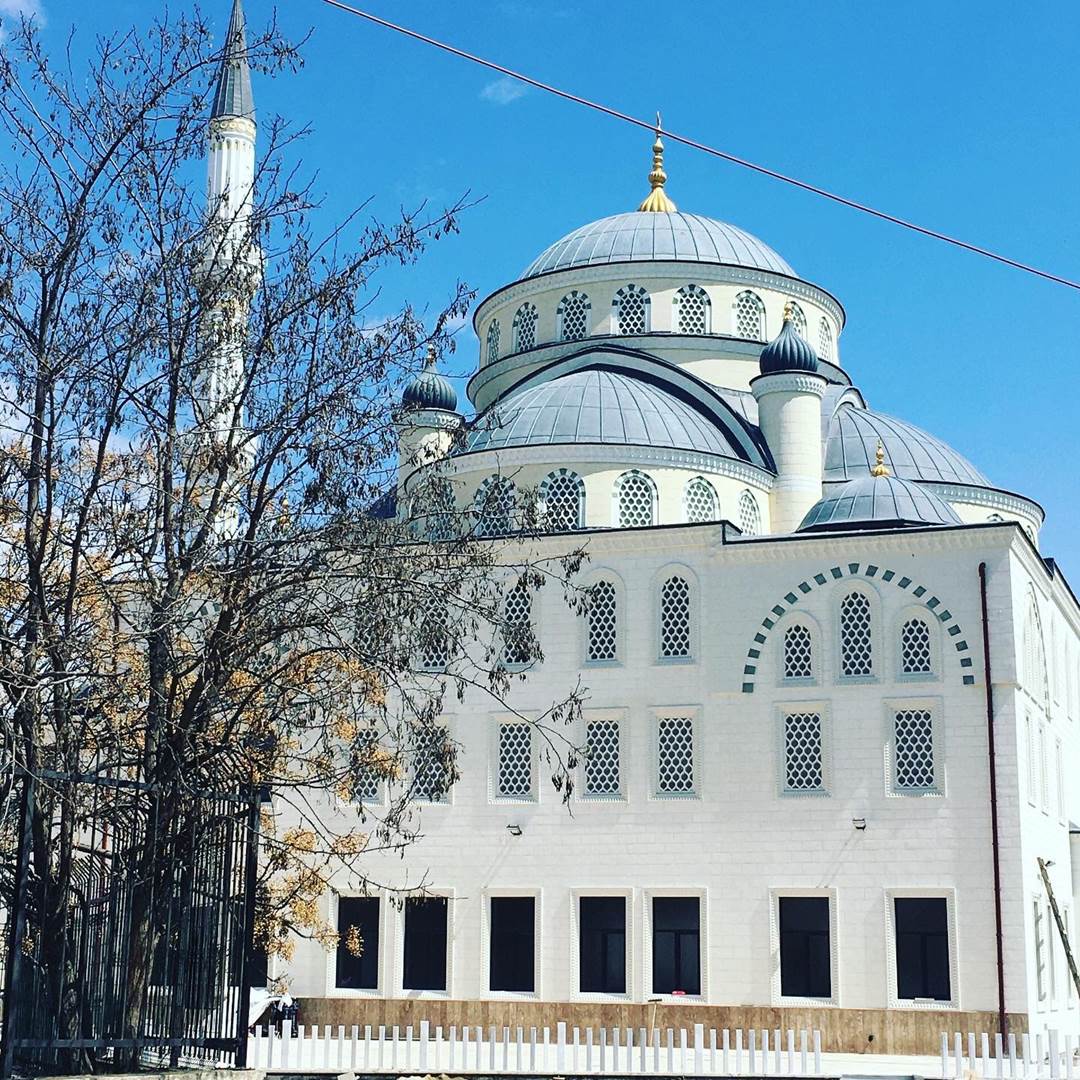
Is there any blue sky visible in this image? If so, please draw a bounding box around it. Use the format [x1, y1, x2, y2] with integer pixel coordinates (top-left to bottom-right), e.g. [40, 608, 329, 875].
[22, 1, 1080, 573]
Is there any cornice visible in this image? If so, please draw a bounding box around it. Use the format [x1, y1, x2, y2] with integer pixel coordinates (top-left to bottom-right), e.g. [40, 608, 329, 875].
[922, 481, 1044, 525]
[750, 371, 827, 398]
[393, 408, 463, 432]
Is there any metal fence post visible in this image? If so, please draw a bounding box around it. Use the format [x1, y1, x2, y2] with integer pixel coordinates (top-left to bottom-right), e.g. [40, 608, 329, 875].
[235, 784, 263, 1068]
[0, 771, 34, 1080]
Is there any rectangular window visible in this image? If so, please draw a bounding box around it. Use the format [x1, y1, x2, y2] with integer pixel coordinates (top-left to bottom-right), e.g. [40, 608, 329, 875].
[893, 708, 936, 792]
[403, 897, 448, 991]
[779, 896, 832, 999]
[656, 716, 695, 796]
[496, 722, 533, 799]
[336, 896, 379, 989]
[783, 712, 824, 793]
[579, 896, 626, 994]
[1056, 738, 1065, 821]
[584, 719, 622, 797]
[652, 896, 700, 995]
[1026, 716, 1037, 806]
[489, 897, 535, 992]
[1039, 724, 1049, 811]
[1035, 898, 1047, 1000]
[1049, 900, 1059, 1003]
[895, 897, 951, 1002]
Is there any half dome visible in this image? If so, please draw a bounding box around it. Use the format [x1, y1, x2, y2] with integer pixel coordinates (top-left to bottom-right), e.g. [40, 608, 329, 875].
[799, 473, 963, 533]
[522, 212, 795, 279]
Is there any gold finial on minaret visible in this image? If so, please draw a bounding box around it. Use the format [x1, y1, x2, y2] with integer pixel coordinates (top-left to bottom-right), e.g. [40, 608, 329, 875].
[637, 112, 677, 213]
[869, 441, 890, 478]
[783, 301, 795, 323]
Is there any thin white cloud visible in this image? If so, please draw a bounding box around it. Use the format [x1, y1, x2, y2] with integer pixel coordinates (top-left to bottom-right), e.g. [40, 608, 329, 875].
[0, 0, 45, 24]
[480, 77, 526, 106]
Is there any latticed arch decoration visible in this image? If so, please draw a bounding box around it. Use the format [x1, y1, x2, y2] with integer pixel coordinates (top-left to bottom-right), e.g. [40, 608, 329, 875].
[684, 476, 718, 523]
[656, 716, 694, 795]
[539, 469, 584, 532]
[674, 284, 711, 334]
[1022, 593, 1050, 712]
[840, 591, 873, 677]
[818, 318, 833, 360]
[615, 470, 656, 528]
[417, 601, 450, 672]
[738, 490, 761, 535]
[512, 303, 538, 351]
[496, 722, 533, 798]
[425, 479, 458, 541]
[787, 300, 807, 337]
[412, 730, 450, 803]
[659, 575, 692, 659]
[783, 623, 813, 680]
[557, 290, 591, 341]
[502, 582, 533, 667]
[783, 711, 824, 792]
[740, 562, 975, 693]
[612, 284, 650, 334]
[584, 719, 621, 796]
[734, 290, 766, 341]
[893, 708, 936, 791]
[486, 318, 501, 363]
[474, 475, 515, 537]
[900, 617, 933, 674]
[586, 579, 618, 662]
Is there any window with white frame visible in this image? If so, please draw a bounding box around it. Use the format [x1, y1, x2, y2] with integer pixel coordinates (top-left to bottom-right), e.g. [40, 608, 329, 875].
[1036, 897, 1048, 1000]
[613, 284, 650, 334]
[783, 623, 813, 680]
[502, 582, 533, 668]
[425, 480, 458, 541]
[1038, 722, 1049, 811]
[512, 302, 538, 351]
[496, 721, 533, 799]
[557, 290, 590, 341]
[684, 476, 718, 522]
[818, 318, 833, 360]
[1056, 737, 1065, 820]
[403, 897, 448, 991]
[892, 707, 937, 793]
[893, 896, 951, 1002]
[655, 715, 695, 796]
[486, 319, 501, 363]
[616, 470, 655, 528]
[840, 591, 873, 677]
[417, 601, 450, 673]
[412, 732, 450, 803]
[474, 475, 515, 537]
[336, 895, 380, 989]
[659, 575, 692, 659]
[783, 711, 824, 793]
[539, 469, 584, 532]
[674, 284, 710, 334]
[786, 300, 807, 337]
[353, 741, 383, 804]
[584, 719, 622, 797]
[1026, 715, 1037, 806]
[735, 290, 766, 340]
[738, 489, 761, 535]
[586, 580, 618, 662]
[900, 616, 933, 675]
[778, 896, 832, 999]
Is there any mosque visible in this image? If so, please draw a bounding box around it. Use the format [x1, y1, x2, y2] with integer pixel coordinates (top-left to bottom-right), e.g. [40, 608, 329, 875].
[207, 0, 1080, 1054]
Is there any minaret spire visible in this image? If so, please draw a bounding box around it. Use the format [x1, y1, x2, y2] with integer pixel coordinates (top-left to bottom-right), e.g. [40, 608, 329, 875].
[211, 0, 255, 121]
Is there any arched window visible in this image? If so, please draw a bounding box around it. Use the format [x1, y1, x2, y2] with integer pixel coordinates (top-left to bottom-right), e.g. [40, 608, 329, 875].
[615, 470, 656, 528]
[684, 476, 718, 523]
[539, 469, 584, 531]
[502, 582, 533, 667]
[486, 318, 501, 363]
[1023, 595, 1049, 710]
[557, 290, 591, 341]
[840, 591, 873, 677]
[738, 490, 761, 535]
[818, 318, 833, 360]
[783, 623, 813, 680]
[659, 575, 692, 658]
[425, 479, 458, 541]
[900, 617, 933, 674]
[674, 284, 711, 334]
[418, 601, 450, 672]
[612, 284, 650, 335]
[586, 580, 618, 662]
[786, 300, 807, 337]
[474, 475, 515, 537]
[735, 290, 766, 341]
[512, 303, 538, 352]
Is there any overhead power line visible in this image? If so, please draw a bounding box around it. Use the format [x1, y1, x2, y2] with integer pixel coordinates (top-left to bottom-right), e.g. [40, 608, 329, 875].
[319, 0, 1080, 293]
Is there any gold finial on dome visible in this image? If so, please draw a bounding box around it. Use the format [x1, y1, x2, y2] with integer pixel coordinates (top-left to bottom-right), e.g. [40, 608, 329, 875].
[783, 300, 795, 323]
[870, 441, 891, 478]
[637, 112, 677, 213]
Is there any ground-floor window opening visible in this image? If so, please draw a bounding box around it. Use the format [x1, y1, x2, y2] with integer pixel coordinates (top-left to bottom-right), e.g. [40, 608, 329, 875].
[579, 896, 626, 994]
[336, 895, 380, 989]
[895, 896, 950, 1001]
[489, 896, 535, 992]
[779, 896, 831, 998]
[652, 896, 700, 995]
[403, 896, 448, 991]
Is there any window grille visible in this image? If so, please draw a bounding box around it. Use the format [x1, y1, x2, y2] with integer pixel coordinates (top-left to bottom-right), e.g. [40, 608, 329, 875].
[659, 575, 691, 658]
[486, 319, 501, 363]
[900, 617, 932, 674]
[539, 469, 584, 531]
[674, 285, 710, 334]
[418, 602, 450, 672]
[783, 711, 824, 792]
[818, 318, 833, 360]
[735, 290, 766, 341]
[613, 284, 649, 334]
[474, 475, 515, 537]
[738, 490, 761, 535]
[412, 736, 449, 803]
[558, 290, 591, 341]
[656, 716, 694, 795]
[502, 584, 533, 667]
[893, 708, 935, 791]
[426, 481, 458, 541]
[787, 300, 807, 337]
[353, 754, 382, 803]
[496, 722, 533, 798]
[1026, 715, 1037, 805]
[840, 592, 873, 676]
[617, 470, 655, 528]
[512, 303, 538, 351]
[684, 477, 718, 522]
[586, 580, 618, 662]
[584, 719, 621, 796]
[783, 623, 813, 679]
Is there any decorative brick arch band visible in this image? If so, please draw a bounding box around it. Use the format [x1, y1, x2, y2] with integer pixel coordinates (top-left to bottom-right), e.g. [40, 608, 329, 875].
[740, 561, 976, 693]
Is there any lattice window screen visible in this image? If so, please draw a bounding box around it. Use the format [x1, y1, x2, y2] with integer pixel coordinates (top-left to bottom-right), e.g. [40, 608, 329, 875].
[783, 712, 823, 792]
[675, 285, 710, 334]
[512, 303, 538, 351]
[656, 716, 694, 795]
[787, 300, 807, 336]
[587, 580, 618, 662]
[893, 709, 935, 791]
[558, 291, 590, 341]
[735, 290, 766, 340]
[502, 584, 532, 667]
[584, 719, 621, 796]
[840, 592, 873, 676]
[614, 284, 649, 334]
[426, 482, 458, 541]
[659, 576, 691, 658]
[738, 490, 761, 535]
[475, 476, 515, 537]
[540, 470, 584, 531]
[684, 477, 717, 522]
[418, 603, 450, 672]
[783, 624, 813, 679]
[354, 750, 382, 803]
[486, 319, 501, 363]
[497, 722, 533, 798]
[412, 736, 449, 802]
[617, 471, 655, 528]
[900, 617, 933, 674]
[818, 318, 833, 360]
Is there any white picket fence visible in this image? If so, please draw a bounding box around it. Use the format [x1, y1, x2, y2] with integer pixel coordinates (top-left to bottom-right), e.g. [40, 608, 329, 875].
[940, 1030, 1080, 1080]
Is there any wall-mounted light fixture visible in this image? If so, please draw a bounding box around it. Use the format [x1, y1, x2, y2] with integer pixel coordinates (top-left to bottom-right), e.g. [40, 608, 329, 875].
[852, 818, 867, 831]
[506, 824, 523, 837]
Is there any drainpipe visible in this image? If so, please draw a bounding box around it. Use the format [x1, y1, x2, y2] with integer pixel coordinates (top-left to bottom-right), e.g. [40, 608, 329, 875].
[980, 561, 1008, 1036]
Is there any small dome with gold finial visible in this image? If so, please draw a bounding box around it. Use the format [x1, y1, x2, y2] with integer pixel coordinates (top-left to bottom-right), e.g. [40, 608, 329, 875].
[758, 301, 819, 375]
[400, 345, 458, 412]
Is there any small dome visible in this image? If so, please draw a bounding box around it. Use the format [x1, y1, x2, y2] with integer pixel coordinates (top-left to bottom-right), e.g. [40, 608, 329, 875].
[799, 473, 963, 533]
[759, 312, 818, 375]
[401, 352, 458, 412]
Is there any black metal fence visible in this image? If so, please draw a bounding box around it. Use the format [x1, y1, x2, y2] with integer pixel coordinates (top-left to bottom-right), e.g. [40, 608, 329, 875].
[0, 767, 260, 1076]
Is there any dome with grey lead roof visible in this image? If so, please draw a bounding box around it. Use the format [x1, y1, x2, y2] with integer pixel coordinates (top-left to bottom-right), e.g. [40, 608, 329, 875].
[400, 355, 458, 412]
[759, 315, 819, 375]
[521, 212, 795, 279]
[799, 473, 963, 533]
